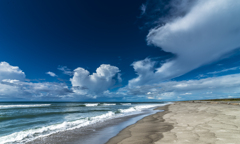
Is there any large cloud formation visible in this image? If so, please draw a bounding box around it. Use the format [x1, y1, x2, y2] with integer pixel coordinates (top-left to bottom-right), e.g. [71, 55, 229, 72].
[130, 0, 240, 87]
[71, 64, 121, 96]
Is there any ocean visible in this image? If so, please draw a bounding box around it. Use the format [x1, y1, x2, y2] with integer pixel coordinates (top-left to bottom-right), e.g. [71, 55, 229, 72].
[0, 102, 168, 144]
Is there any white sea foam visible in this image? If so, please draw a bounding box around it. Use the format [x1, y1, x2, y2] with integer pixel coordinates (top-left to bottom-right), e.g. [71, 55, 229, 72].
[120, 103, 131, 105]
[134, 104, 161, 110]
[0, 111, 116, 144]
[118, 103, 171, 114]
[0, 104, 51, 109]
[118, 107, 136, 113]
[85, 103, 99, 107]
[102, 103, 116, 106]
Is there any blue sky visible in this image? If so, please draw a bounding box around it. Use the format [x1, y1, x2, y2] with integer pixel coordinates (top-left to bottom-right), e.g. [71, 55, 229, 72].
[0, 0, 240, 101]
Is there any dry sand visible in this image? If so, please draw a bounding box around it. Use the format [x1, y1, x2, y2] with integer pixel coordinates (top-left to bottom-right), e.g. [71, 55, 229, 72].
[107, 102, 240, 144]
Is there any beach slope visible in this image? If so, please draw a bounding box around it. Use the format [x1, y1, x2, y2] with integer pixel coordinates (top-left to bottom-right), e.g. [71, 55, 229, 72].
[107, 102, 240, 144]
[106, 105, 173, 144]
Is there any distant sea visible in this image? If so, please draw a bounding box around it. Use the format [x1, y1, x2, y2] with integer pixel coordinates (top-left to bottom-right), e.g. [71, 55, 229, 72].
[0, 102, 168, 143]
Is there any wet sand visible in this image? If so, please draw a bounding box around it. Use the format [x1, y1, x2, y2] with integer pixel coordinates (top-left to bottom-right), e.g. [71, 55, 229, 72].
[107, 102, 240, 144]
[106, 105, 173, 144]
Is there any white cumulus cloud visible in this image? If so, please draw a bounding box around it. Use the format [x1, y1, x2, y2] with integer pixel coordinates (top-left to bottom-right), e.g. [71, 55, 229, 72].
[71, 64, 121, 95]
[0, 62, 25, 81]
[129, 58, 155, 87]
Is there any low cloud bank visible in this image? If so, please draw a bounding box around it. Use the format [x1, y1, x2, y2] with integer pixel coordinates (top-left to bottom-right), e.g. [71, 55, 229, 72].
[1, 60, 240, 101]
[0, 62, 72, 100]
[121, 73, 240, 100]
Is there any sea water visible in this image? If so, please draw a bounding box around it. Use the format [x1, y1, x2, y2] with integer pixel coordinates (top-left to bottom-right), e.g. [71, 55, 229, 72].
[0, 102, 168, 143]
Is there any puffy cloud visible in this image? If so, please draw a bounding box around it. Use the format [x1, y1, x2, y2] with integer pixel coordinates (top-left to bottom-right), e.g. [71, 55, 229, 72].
[71, 64, 121, 95]
[129, 58, 155, 87]
[131, 0, 240, 86]
[46, 71, 57, 77]
[121, 73, 240, 101]
[117, 73, 122, 83]
[0, 62, 25, 81]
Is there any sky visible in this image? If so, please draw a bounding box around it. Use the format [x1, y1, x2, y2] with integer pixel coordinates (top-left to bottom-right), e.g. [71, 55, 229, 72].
[0, 0, 240, 102]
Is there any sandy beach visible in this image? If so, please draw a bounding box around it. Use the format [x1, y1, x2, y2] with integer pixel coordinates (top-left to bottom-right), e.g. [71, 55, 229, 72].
[107, 102, 240, 144]
[106, 105, 173, 144]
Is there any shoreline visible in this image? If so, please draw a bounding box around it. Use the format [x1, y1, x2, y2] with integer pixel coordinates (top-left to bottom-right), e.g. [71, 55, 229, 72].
[108, 102, 240, 144]
[106, 104, 173, 144]
[27, 105, 167, 144]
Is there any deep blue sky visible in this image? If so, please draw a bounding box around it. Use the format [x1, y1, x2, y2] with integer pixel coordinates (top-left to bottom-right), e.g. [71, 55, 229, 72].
[0, 0, 240, 101]
[0, 0, 165, 83]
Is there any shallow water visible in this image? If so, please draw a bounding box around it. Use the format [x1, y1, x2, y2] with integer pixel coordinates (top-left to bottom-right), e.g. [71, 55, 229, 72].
[74, 109, 163, 144]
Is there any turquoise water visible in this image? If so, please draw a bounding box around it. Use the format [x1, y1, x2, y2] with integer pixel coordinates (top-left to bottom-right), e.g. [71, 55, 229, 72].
[0, 102, 167, 143]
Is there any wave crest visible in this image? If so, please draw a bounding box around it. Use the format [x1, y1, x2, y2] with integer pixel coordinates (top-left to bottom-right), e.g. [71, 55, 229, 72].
[0, 104, 51, 109]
